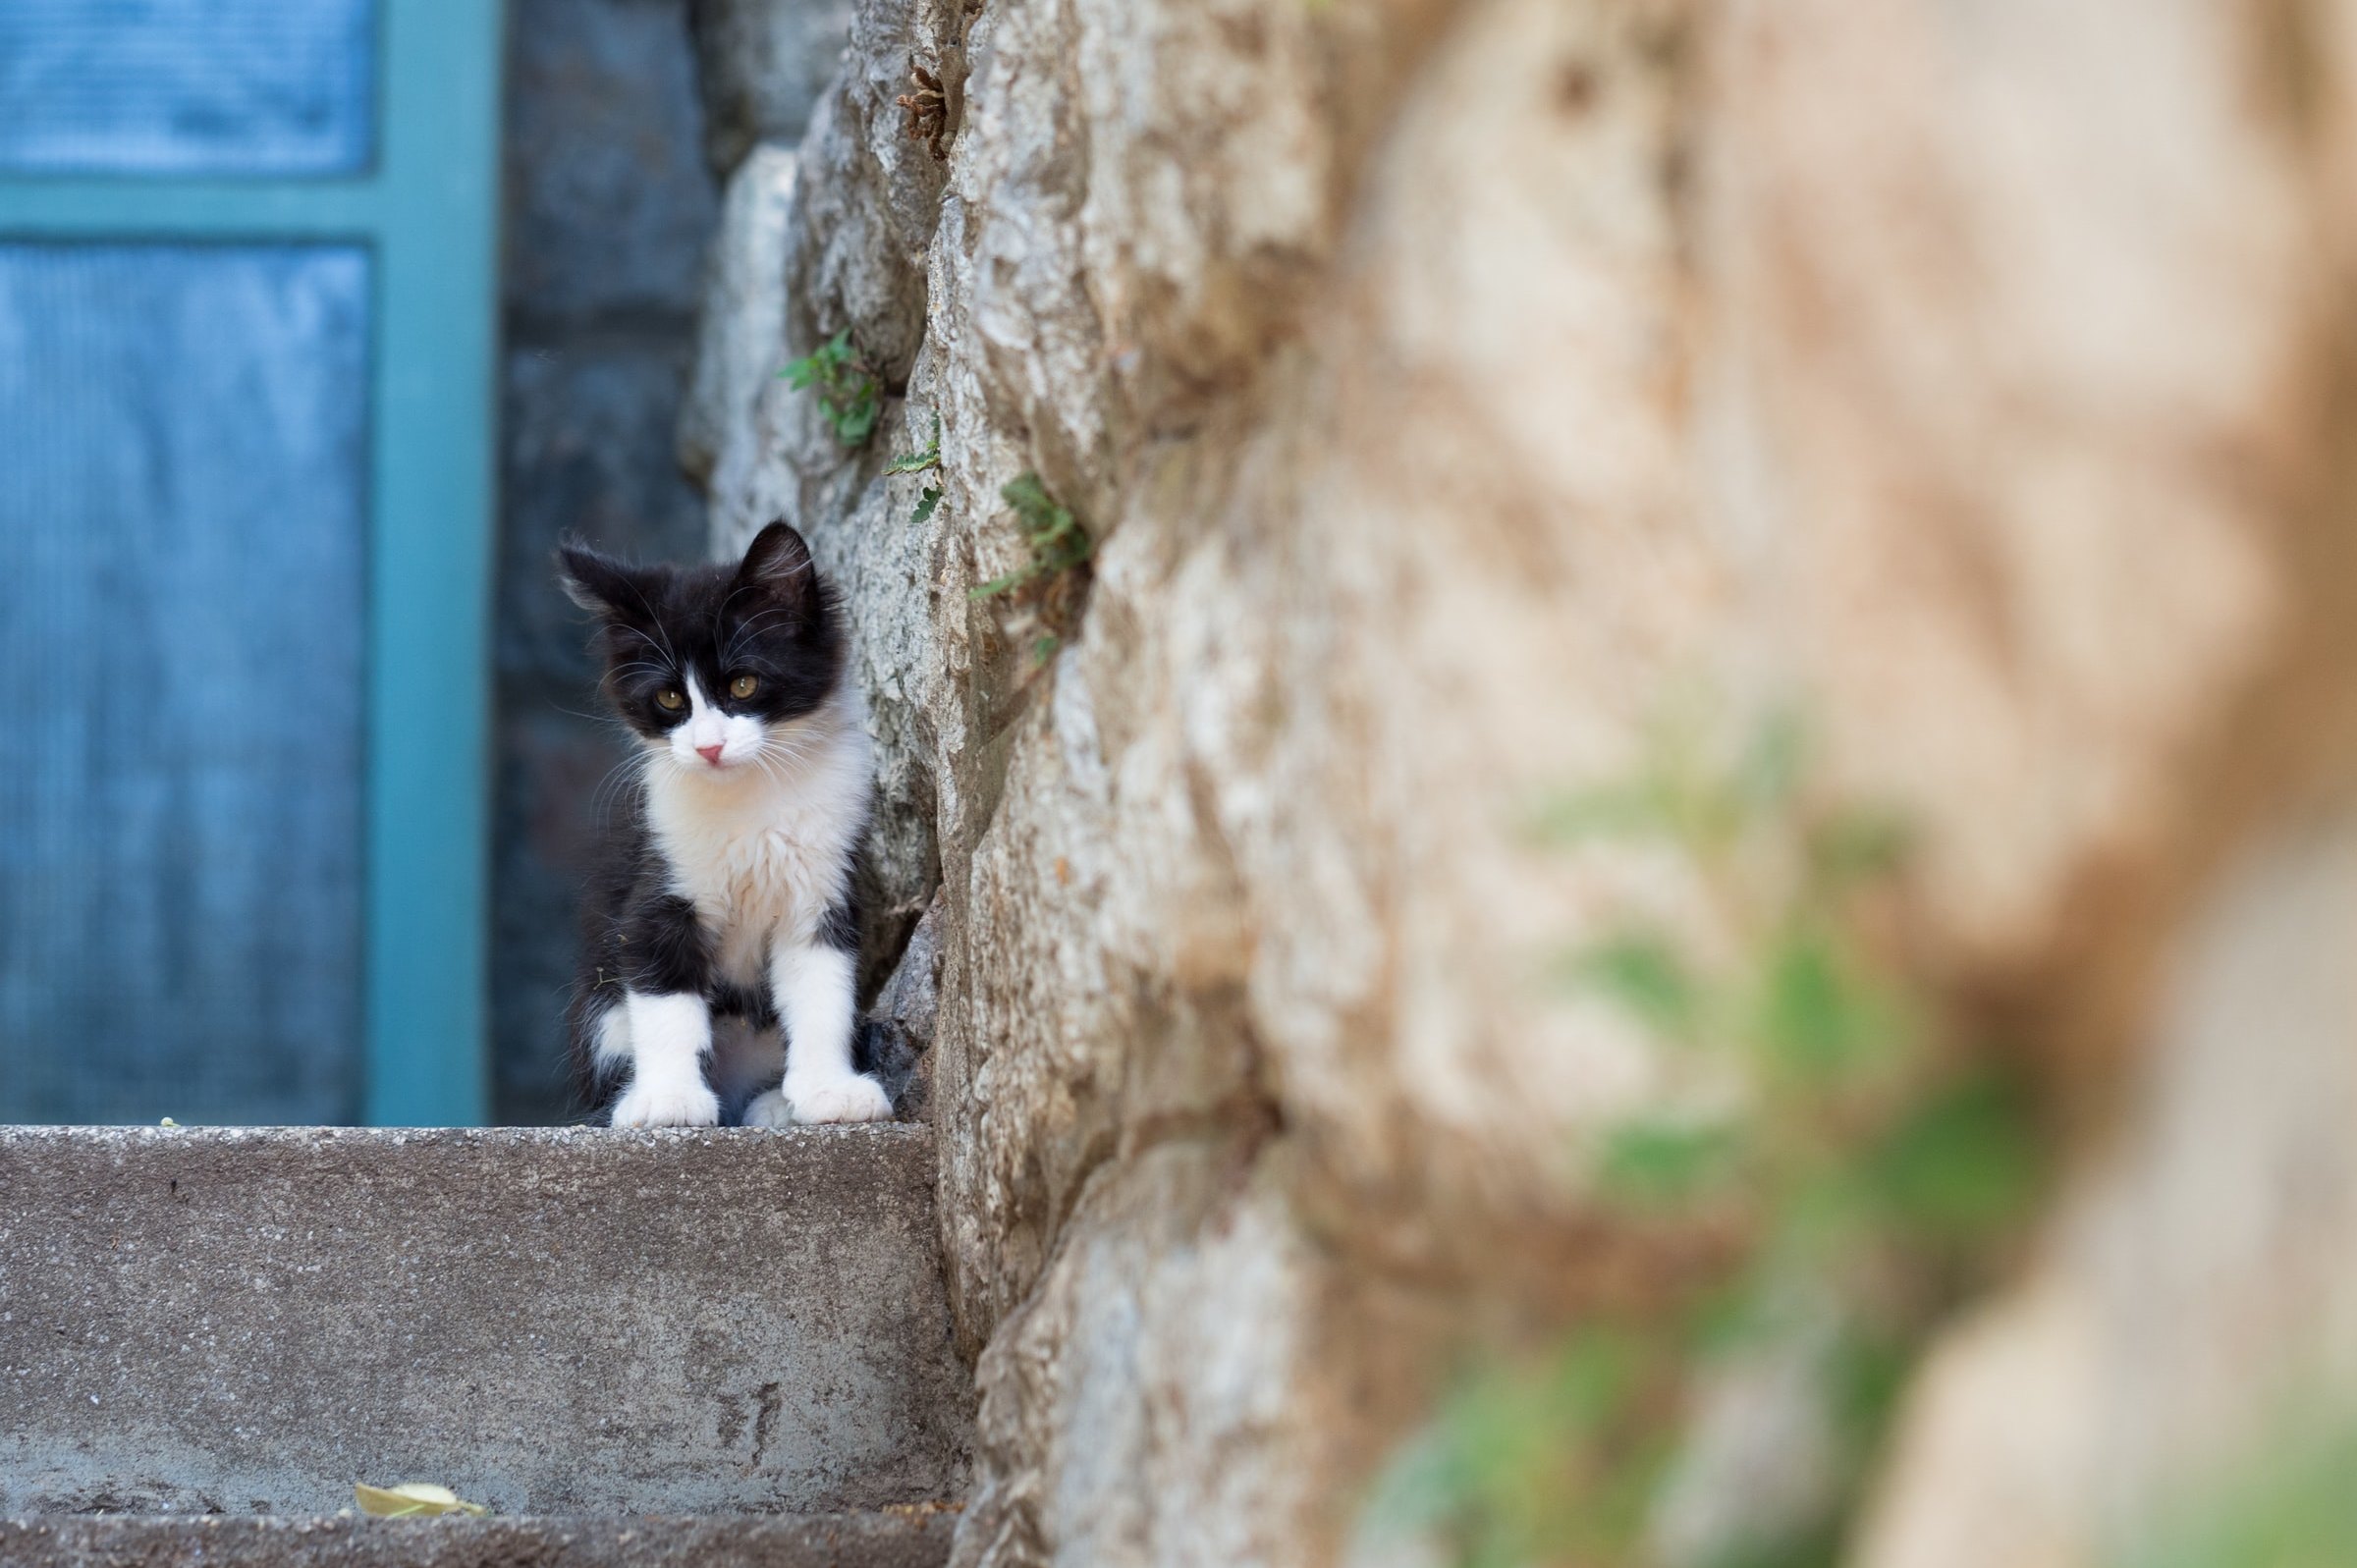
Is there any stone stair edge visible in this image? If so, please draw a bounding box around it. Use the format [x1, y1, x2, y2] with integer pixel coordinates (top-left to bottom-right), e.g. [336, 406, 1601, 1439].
[0, 1509, 959, 1568]
[0, 1123, 933, 1154]
[0, 1114, 970, 1519]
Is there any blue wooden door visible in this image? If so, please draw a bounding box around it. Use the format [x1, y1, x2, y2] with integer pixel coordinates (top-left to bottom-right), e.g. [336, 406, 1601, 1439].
[0, 0, 503, 1125]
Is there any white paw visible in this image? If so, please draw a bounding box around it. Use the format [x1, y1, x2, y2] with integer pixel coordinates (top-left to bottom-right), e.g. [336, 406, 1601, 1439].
[742, 1088, 795, 1129]
[609, 1076, 721, 1128]
[782, 1073, 894, 1125]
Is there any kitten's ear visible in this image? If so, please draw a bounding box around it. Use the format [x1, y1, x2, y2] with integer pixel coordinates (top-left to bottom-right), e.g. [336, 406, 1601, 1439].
[734, 521, 816, 603]
[557, 538, 650, 621]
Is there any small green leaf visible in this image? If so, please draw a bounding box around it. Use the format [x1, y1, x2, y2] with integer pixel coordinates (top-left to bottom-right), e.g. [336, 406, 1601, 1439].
[1000, 469, 1055, 515]
[1527, 783, 1667, 844]
[969, 473, 1092, 600]
[1559, 928, 1705, 1041]
[780, 330, 882, 449]
[1750, 927, 1904, 1085]
[833, 390, 880, 445]
[780, 328, 852, 389]
[1597, 1118, 1739, 1209]
[1000, 472, 1093, 571]
[1738, 707, 1809, 812]
[968, 566, 1033, 601]
[912, 485, 943, 525]
[886, 416, 944, 474]
[1865, 1072, 2039, 1237]
[1807, 806, 1915, 889]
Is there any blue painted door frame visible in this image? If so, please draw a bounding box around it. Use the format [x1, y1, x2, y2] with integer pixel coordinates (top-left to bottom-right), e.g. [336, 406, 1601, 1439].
[0, 1, 505, 1125]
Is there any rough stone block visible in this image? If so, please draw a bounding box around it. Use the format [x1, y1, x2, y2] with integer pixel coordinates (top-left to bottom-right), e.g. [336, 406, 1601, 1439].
[0, 1127, 971, 1517]
[680, 144, 799, 486]
[688, 0, 857, 176]
[0, 1511, 956, 1567]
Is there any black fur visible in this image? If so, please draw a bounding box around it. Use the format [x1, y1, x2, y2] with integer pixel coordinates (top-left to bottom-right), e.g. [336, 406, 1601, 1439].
[558, 519, 845, 743]
[816, 897, 859, 953]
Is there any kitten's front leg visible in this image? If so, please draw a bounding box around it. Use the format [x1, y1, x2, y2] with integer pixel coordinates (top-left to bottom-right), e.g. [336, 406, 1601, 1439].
[748, 935, 890, 1126]
[610, 992, 722, 1126]
[607, 894, 722, 1127]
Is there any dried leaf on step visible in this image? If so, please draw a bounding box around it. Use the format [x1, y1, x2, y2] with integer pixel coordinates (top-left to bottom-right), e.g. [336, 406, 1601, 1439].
[354, 1482, 489, 1518]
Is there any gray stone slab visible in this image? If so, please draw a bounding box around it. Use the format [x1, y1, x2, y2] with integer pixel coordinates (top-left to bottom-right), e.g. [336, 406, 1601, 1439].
[0, 1127, 969, 1517]
[680, 144, 797, 487]
[0, 1509, 957, 1567]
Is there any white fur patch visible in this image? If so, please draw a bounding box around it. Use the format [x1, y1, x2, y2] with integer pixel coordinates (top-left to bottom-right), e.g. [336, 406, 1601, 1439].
[593, 1003, 631, 1071]
[609, 990, 720, 1127]
[741, 1088, 795, 1128]
[667, 673, 769, 772]
[773, 941, 890, 1122]
[643, 686, 873, 993]
[784, 1074, 892, 1124]
[773, 942, 855, 1080]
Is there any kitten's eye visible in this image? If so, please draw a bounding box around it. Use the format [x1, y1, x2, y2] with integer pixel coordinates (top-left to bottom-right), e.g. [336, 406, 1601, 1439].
[654, 688, 685, 712]
[729, 674, 759, 700]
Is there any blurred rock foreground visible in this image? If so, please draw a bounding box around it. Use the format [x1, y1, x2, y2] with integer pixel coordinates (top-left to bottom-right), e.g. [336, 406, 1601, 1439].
[682, 0, 2357, 1563]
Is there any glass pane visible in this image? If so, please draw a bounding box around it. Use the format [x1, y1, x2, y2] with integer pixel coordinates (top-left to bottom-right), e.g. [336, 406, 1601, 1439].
[0, 0, 377, 176]
[0, 243, 370, 1124]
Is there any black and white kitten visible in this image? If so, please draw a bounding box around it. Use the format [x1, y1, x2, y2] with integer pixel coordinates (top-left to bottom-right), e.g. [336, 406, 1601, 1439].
[559, 520, 892, 1128]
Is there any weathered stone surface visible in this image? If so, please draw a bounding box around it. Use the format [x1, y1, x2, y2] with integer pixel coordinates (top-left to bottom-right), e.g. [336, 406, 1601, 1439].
[685, 0, 2357, 1560]
[1858, 802, 2357, 1568]
[0, 1511, 957, 1568]
[690, 0, 858, 175]
[504, 0, 718, 323]
[774, 0, 960, 398]
[680, 145, 799, 486]
[0, 1128, 970, 1518]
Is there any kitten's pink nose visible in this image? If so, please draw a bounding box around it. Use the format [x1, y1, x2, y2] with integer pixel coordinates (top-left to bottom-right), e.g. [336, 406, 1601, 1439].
[696, 744, 726, 766]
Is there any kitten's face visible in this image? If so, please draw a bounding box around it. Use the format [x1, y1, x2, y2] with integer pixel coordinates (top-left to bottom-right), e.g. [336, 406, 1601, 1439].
[559, 522, 844, 777]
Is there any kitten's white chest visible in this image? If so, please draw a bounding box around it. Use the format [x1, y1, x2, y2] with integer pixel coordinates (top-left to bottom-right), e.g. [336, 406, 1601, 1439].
[644, 730, 868, 988]
[674, 820, 829, 983]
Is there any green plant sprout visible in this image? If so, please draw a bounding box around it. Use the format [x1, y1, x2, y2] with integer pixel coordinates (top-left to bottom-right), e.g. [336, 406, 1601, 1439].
[887, 417, 944, 525]
[964, 471, 1092, 673]
[780, 328, 882, 447]
[969, 471, 1092, 600]
[2121, 1413, 2357, 1568]
[884, 416, 941, 475]
[1375, 706, 2043, 1568]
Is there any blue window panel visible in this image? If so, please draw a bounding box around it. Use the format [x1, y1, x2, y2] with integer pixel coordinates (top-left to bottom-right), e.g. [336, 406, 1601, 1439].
[0, 0, 377, 177]
[0, 243, 370, 1124]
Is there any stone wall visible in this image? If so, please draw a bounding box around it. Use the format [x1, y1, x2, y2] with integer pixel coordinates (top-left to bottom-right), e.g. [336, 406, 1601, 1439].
[683, 0, 2357, 1561]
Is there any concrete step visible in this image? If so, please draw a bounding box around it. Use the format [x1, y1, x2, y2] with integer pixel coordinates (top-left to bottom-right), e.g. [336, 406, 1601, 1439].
[0, 1509, 958, 1566]
[0, 1126, 970, 1518]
